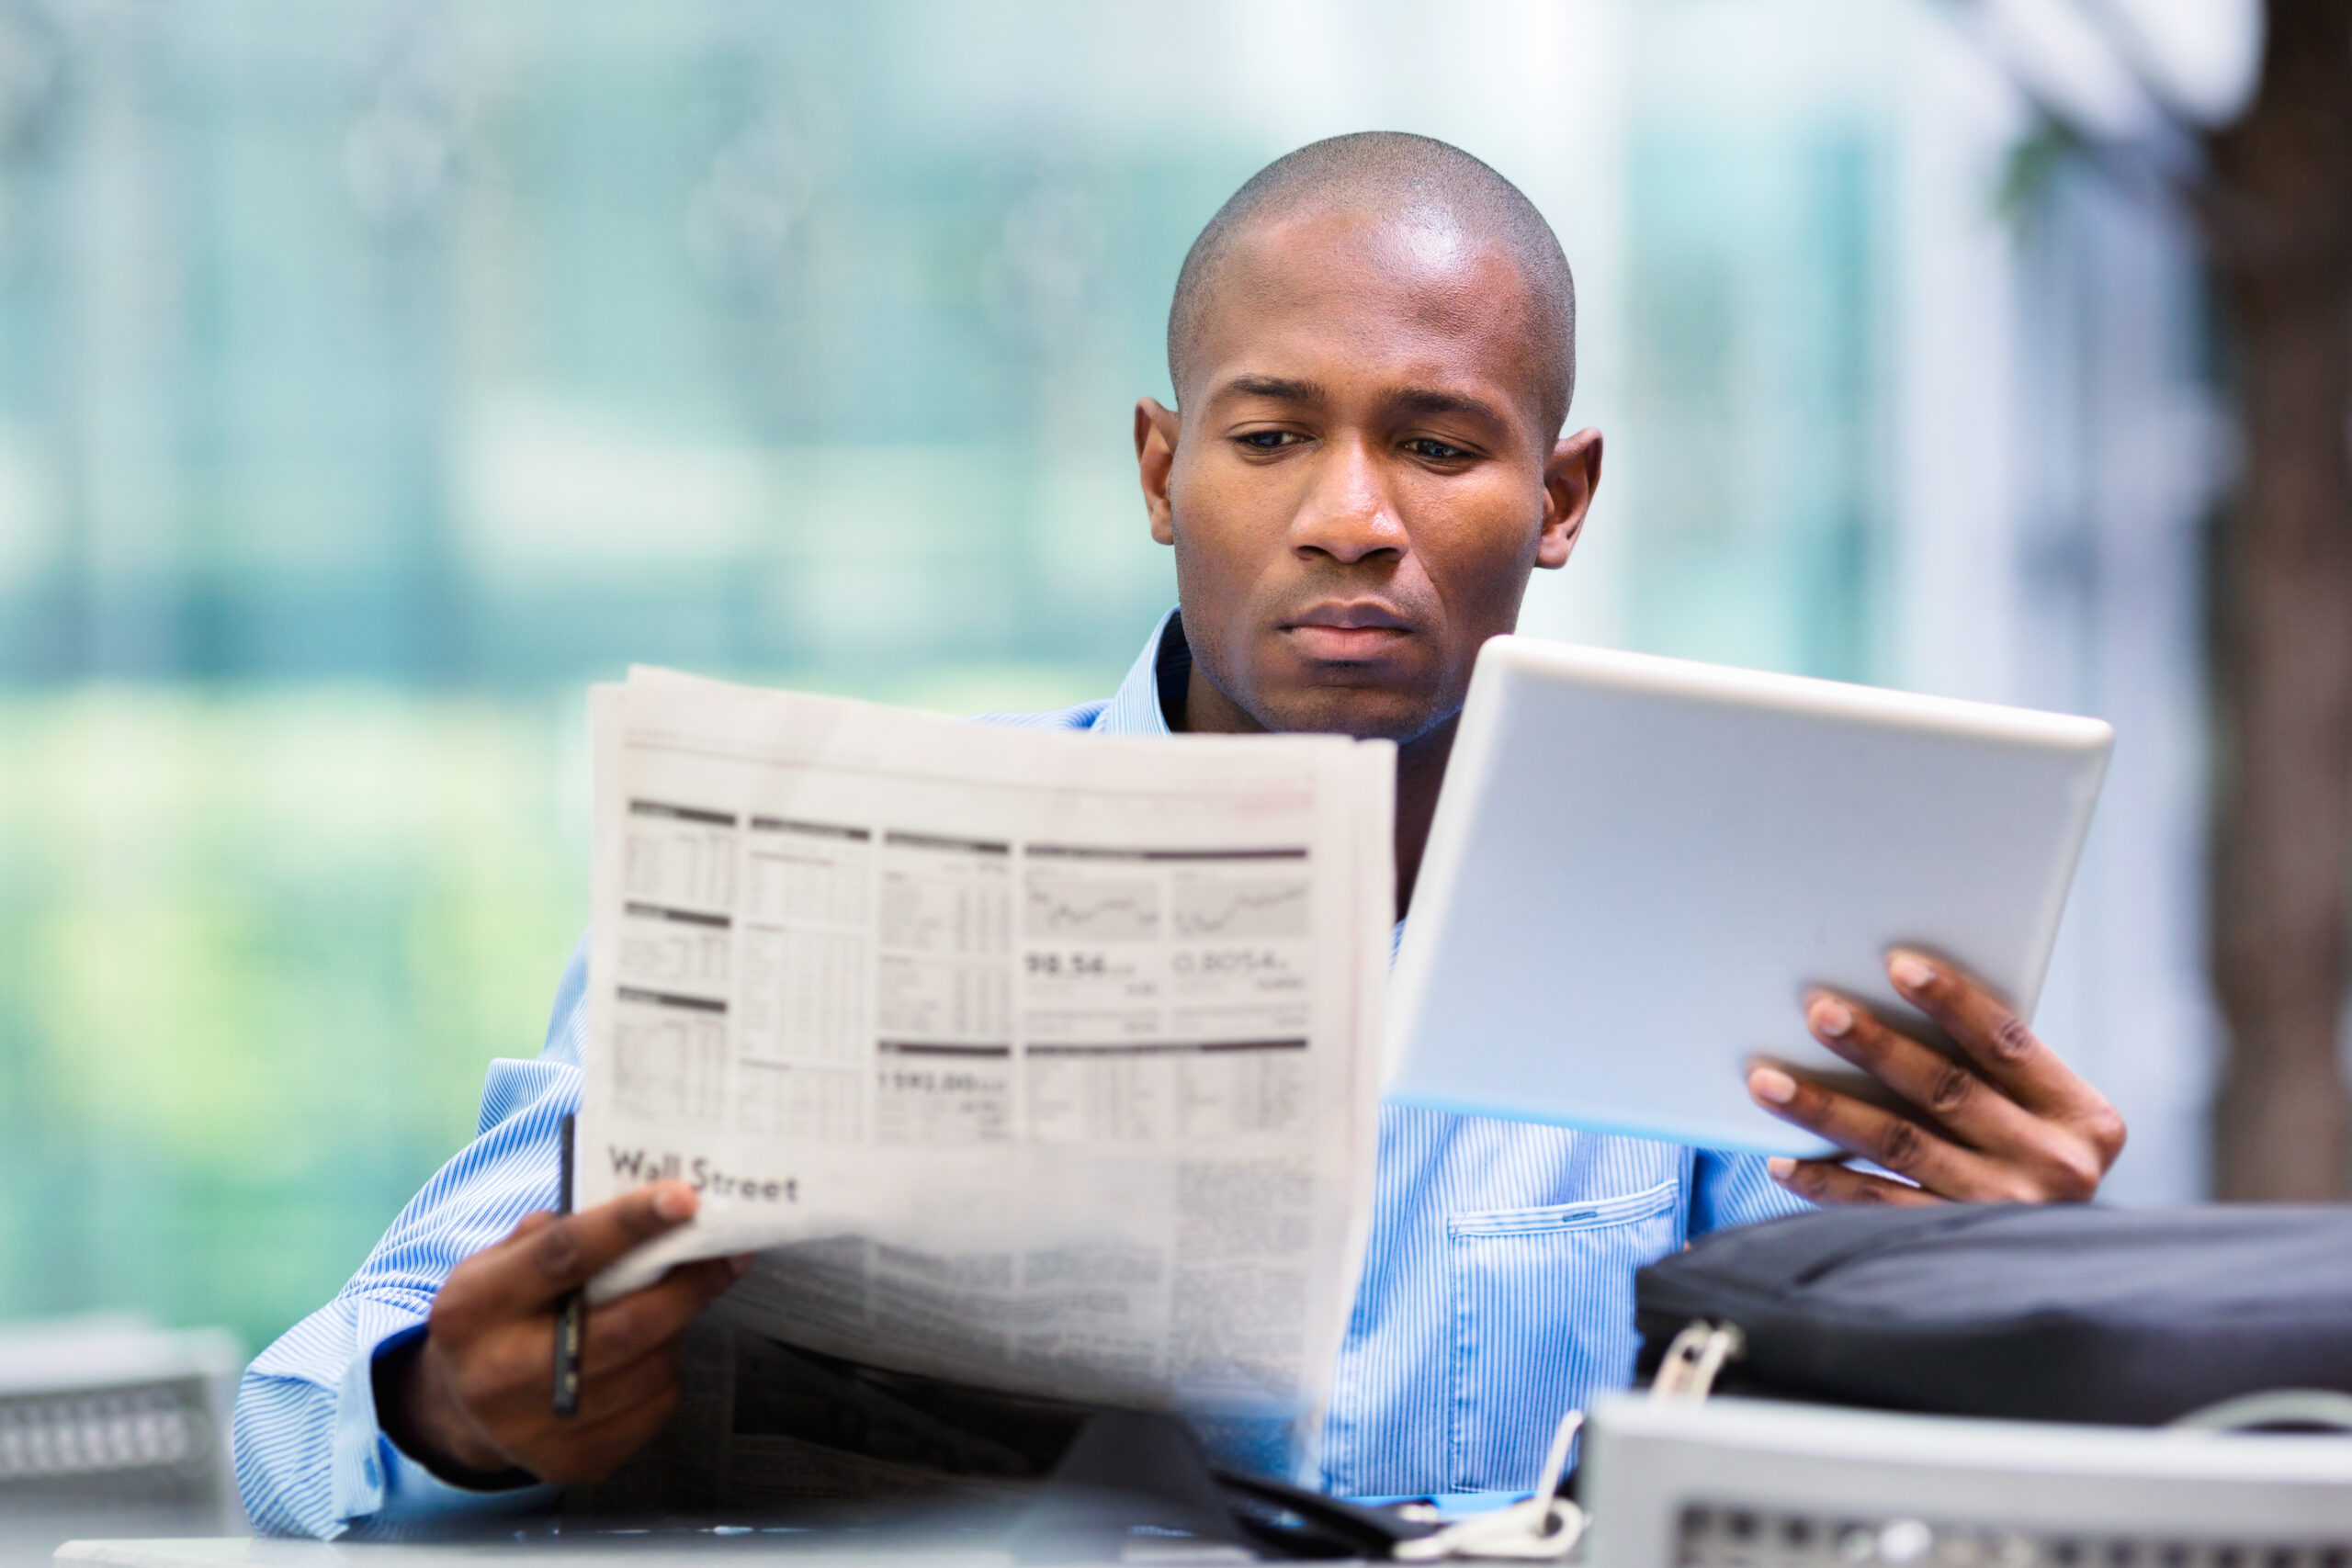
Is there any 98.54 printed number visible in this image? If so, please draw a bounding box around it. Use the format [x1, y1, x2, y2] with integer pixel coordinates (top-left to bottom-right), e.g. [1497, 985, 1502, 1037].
[1020, 946, 1293, 980]
[1025, 949, 1110, 977]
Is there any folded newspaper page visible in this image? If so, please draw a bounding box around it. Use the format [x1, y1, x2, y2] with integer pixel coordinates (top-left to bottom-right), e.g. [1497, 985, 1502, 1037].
[576, 667, 1393, 1472]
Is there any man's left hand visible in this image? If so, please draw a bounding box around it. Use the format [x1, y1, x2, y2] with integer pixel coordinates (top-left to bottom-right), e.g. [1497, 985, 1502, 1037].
[1746, 949, 2127, 1205]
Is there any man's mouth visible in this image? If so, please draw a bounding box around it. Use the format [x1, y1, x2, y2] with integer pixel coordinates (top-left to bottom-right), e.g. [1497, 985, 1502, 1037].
[1279, 602, 1415, 661]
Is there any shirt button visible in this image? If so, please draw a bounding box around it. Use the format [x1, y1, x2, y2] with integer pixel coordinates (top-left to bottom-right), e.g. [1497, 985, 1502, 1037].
[362, 1455, 381, 1487]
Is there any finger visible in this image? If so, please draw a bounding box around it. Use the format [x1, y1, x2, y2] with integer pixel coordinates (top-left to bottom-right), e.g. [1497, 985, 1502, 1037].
[1747, 1064, 2000, 1194]
[1767, 1156, 1946, 1207]
[424, 1311, 560, 1434]
[472, 1183, 701, 1318]
[447, 1307, 691, 1444]
[1804, 991, 2042, 1154]
[565, 1337, 686, 1428]
[1883, 951, 2088, 1117]
[579, 1258, 738, 1377]
[427, 1251, 734, 1421]
[522, 1380, 684, 1486]
[431, 1211, 565, 1341]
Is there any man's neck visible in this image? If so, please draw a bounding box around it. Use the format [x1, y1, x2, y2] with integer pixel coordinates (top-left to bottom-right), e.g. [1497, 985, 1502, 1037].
[1389, 717, 1455, 921]
[1180, 664, 1454, 923]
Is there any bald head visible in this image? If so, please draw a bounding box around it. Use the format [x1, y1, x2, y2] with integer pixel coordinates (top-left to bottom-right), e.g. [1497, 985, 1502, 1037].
[1167, 131, 1577, 434]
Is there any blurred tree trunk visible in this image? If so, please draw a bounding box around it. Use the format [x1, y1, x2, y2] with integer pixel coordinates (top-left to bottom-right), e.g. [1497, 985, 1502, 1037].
[2201, 0, 2352, 1198]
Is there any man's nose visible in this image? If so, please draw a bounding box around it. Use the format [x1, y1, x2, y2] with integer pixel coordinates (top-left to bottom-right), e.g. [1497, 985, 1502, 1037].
[1288, 435, 1407, 565]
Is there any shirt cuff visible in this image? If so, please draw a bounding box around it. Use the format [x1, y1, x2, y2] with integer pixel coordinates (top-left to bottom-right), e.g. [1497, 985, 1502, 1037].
[333, 1323, 559, 1529]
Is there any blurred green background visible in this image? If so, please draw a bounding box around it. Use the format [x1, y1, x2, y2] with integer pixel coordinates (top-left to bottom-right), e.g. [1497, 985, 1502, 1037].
[0, 0, 2225, 1358]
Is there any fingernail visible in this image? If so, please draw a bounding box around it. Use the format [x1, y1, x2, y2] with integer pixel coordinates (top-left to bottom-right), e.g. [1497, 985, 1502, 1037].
[1809, 997, 1854, 1039]
[1767, 1156, 1796, 1181]
[1890, 953, 1937, 991]
[1749, 1066, 1798, 1105]
[729, 1253, 755, 1278]
[652, 1184, 696, 1222]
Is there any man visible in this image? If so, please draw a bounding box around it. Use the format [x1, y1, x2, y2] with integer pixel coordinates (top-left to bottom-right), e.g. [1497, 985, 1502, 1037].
[234, 132, 2126, 1538]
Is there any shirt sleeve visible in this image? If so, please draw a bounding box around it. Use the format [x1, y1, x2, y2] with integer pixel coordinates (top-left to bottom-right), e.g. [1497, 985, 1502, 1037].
[232, 934, 590, 1539]
[1687, 1146, 1814, 1239]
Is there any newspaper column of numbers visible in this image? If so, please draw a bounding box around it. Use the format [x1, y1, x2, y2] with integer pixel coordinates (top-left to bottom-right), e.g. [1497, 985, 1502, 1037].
[616, 801, 739, 1124]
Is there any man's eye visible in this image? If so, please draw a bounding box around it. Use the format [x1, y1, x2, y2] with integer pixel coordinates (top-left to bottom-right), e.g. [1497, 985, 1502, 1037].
[1406, 437, 1471, 461]
[1237, 430, 1297, 451]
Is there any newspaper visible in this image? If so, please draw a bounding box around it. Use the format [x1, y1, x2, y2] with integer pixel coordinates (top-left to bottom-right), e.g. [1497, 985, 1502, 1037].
[575, 667, 1393, 1474]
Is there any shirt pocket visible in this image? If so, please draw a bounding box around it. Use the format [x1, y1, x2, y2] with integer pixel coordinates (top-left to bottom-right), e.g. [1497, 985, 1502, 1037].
[1443, 1180, 1681, 1494]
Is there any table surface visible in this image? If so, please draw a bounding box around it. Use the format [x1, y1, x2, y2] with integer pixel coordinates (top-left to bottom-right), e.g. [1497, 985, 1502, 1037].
[3, 1513, 223, 1568]
[48, 1540, 1230, 1568]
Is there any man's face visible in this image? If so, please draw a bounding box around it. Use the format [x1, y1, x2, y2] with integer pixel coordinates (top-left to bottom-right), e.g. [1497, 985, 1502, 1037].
[1137, 206, 1600, 743]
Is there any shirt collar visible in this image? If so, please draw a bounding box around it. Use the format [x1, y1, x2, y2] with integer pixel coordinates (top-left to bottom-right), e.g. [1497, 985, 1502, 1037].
[1091, 607, 1185, 737]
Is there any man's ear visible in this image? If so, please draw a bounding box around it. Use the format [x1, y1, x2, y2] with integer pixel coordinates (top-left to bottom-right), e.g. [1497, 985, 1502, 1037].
[1537, 427, 1603, 570]
[1136, 397, 1181, 546]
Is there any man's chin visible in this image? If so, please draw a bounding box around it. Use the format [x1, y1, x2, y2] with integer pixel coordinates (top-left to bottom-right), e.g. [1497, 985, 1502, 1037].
[1252, 685, 1454, 745]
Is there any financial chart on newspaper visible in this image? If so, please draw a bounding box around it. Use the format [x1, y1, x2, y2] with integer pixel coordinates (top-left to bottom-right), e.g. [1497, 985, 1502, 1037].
[577, 668, 1393, 1456]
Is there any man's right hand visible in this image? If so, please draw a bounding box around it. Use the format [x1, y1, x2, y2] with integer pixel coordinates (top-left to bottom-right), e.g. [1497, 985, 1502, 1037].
[376, 1181, 746, 1487]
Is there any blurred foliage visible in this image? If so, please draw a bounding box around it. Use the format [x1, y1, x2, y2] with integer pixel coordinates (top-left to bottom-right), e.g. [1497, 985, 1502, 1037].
[1996, 118, 2090, 227]
[0, 689, 584, 1349]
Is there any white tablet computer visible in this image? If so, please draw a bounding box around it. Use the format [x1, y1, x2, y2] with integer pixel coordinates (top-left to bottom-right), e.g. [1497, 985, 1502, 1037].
[1384, 637, 2114, 1156]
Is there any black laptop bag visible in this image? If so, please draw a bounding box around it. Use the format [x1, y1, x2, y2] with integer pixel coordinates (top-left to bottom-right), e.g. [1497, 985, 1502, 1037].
[1634, 1204, 2352, 1425]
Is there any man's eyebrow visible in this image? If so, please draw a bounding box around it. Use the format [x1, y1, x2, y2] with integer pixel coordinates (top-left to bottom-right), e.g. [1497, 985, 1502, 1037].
[1390, 387, 1508, 425]
[1209, 375, 1511, 427]
[1216, 374, 1327, 404]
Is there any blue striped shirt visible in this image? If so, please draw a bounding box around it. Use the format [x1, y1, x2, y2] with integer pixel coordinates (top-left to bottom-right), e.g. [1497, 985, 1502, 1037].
[232, 610, 1807, 1538]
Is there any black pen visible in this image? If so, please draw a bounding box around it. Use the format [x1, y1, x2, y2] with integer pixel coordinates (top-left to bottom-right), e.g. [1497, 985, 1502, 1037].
[553, 1112, 583, 1418]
